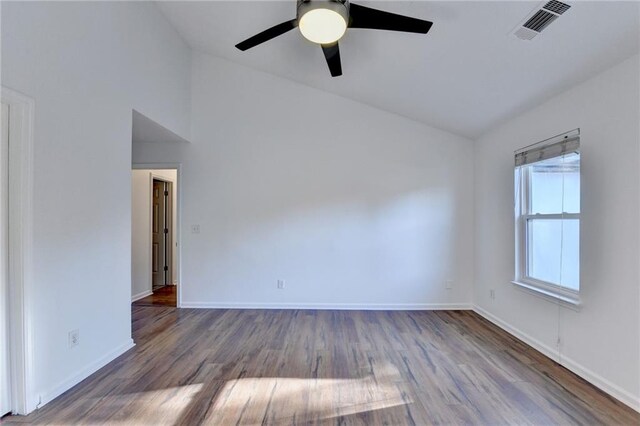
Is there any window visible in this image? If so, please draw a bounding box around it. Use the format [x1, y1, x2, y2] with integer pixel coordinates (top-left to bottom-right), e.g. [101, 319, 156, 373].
[514, 130, 580, 304]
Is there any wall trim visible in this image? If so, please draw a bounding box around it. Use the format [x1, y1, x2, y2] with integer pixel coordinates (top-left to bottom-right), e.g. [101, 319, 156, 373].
[473, 304, 640, 413]
[131, 290, 153, 302]
[181, 302, 473, 311]
[473, 304, 559, 362]
[558, 348, 640, 413]
[39, 339, 135, 409]
[1, 87, 36, 415]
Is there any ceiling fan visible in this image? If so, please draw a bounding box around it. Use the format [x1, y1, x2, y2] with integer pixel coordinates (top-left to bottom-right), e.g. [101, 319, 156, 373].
[235, 0, 433, 77]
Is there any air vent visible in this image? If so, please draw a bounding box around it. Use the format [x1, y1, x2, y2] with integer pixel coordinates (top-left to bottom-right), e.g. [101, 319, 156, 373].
[523, 9, 558, 32]
[543, 1, 571, 15]
[512, 1, 571, 40]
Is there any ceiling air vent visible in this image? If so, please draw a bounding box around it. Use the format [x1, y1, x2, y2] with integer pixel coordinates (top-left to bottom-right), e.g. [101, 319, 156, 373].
[543, 0, 571, 15]
[513, 1, 571, 41]
[523, 9, 558, 32]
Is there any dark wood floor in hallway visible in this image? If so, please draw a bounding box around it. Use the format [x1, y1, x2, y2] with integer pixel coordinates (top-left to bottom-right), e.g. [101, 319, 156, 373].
[4, 307, 638, 425]
[133, 285, 177, 307]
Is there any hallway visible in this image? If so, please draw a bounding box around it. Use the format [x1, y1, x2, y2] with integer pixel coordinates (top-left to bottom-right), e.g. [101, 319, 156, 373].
[132, 285, 176, 307]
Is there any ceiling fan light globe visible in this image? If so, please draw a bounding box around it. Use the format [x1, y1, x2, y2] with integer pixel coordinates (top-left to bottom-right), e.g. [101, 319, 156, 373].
[299, 8, 347, 44]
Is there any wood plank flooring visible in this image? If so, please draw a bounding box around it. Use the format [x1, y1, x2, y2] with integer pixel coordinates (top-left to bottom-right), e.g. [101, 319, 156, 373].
[133, 285, 177, 307]
[4, 307, 638, 425]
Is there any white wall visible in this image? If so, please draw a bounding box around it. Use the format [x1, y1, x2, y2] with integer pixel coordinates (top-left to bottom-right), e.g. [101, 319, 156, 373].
[131, 169, 178, 301]
[1, 1, 191, 410]
[133, 52, 475, 309]
[474, 55, 640, 410]
[131, 171, 151, 300]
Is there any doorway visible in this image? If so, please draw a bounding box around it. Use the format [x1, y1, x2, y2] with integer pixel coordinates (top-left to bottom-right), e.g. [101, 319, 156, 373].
[152, 179, 173, 289]
[131, 168, 179, 307]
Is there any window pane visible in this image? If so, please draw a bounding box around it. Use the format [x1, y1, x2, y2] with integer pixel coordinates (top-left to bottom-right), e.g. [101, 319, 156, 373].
[528, 219, 562, 285]
[530, 153, 580, 214]
[560, 219, 579, 290]
[527, 218, 579, 290]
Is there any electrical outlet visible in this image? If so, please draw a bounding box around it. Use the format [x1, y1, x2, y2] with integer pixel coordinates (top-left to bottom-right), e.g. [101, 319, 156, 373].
[490, 289, 496, 300]
[445, 280, 453, 290]
[277, 279, 285, 289]
[191, 224, 200, 234]
[68, 329, 80, 348]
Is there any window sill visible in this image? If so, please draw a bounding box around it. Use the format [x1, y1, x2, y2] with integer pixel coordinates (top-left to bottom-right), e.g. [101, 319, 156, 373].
[511, 280, 582, 310]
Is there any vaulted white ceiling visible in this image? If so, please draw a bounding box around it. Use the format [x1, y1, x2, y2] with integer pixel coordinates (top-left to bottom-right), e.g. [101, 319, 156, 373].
[157, 1, 639, 138]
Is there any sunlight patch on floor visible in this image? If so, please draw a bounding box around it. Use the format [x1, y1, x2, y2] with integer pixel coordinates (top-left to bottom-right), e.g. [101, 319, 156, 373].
[66, 384, 204, 425]
[205, 364, 411, 423]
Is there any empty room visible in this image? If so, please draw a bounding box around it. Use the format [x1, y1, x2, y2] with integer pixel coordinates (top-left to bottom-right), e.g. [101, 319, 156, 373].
[1, 1, 639, 424]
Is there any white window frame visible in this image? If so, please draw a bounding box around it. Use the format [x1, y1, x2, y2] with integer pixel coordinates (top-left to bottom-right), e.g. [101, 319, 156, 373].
[513, 130, 581, 306]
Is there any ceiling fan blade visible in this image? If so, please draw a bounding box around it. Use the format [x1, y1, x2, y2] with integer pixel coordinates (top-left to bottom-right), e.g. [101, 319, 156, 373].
[321, 42, 342, 77]
[349, 3, 433, 34]
[235, 19, 298, 51]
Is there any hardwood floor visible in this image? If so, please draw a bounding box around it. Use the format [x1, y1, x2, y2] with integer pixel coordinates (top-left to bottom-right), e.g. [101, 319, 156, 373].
[133, 285, 177, 307]
[4, 308, 638, 425]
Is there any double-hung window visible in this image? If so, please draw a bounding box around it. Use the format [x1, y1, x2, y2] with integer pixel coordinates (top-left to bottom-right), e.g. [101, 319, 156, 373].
[514, 130, 580, 305]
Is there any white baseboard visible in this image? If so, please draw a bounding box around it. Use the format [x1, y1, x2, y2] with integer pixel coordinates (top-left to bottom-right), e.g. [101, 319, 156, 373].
[473, 305, 640, 413]
[558, 350, 640, 413]
[473, 305, 559, 363]
[38, 339, 135, 409]
[131, 290, 153, 302]
[180, 302, 472, 310]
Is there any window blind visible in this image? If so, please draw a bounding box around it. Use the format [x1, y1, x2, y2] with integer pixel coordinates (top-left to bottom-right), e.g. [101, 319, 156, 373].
[515, 129, 580, 167]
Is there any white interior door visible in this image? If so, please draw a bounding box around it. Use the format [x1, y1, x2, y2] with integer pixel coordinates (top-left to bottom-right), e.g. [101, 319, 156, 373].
[0, 102, 11, 416]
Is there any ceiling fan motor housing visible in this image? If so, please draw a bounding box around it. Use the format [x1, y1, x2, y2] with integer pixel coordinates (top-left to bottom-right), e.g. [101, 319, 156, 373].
[297, 0, 349, 22]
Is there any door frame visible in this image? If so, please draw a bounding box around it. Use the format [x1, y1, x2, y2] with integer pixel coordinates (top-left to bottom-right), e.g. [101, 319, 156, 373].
[1, 87, 36, 415]
[132, 163, 182, 308]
